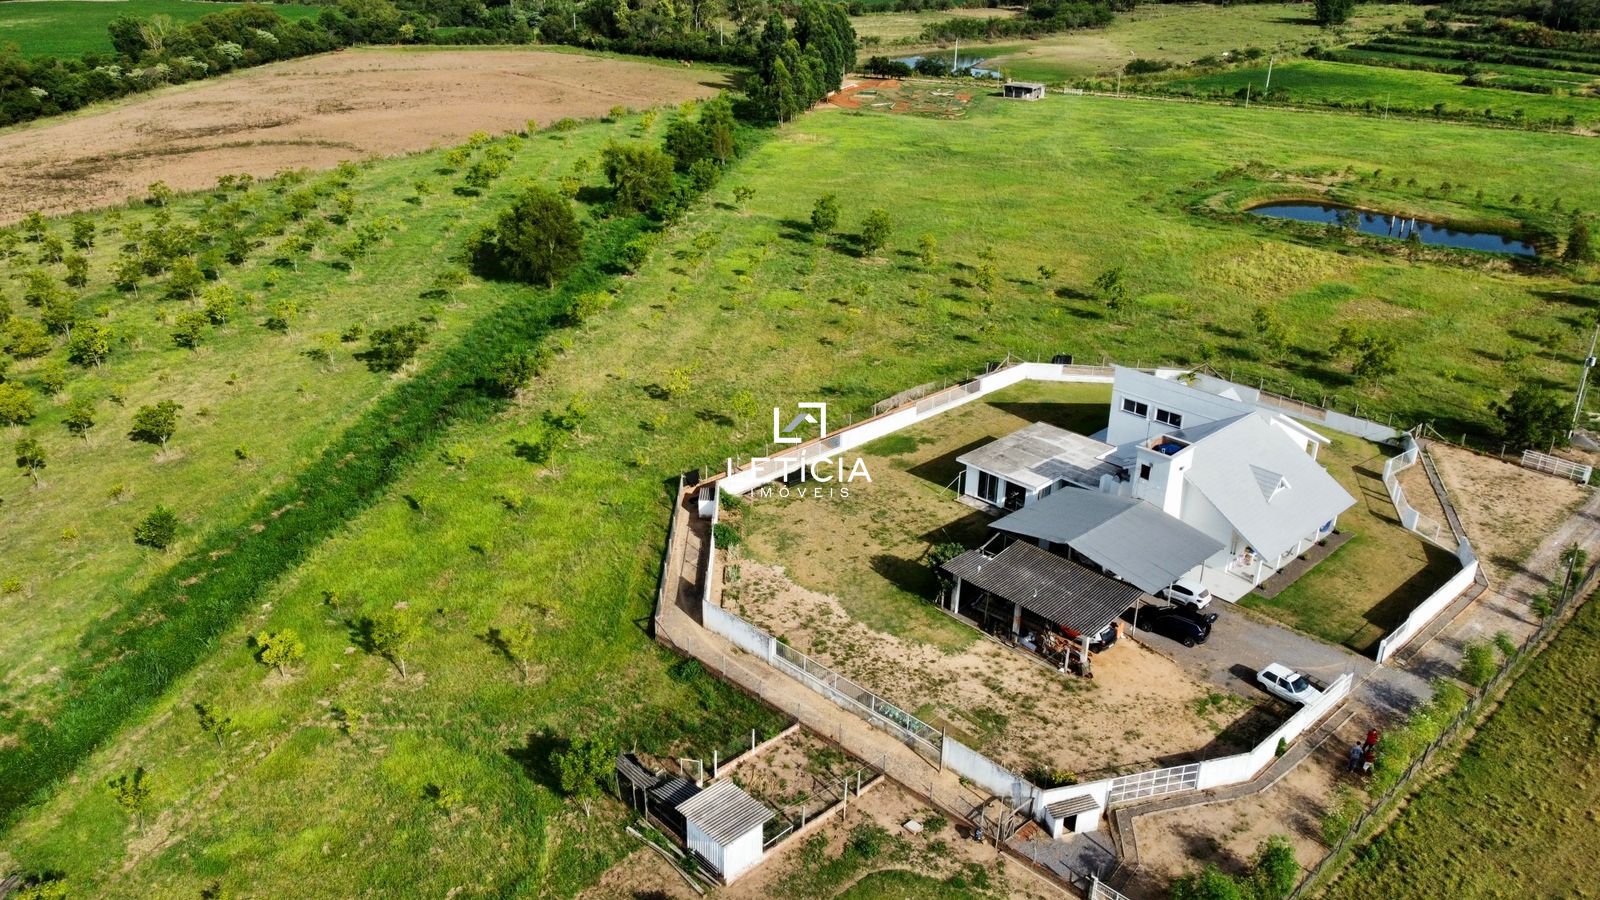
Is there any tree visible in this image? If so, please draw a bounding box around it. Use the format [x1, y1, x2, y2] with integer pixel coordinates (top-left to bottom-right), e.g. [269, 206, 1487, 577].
[172, 311, 209, 349]
[918, 233, 938, 267]
[166, 256, 205, 301]
[67, 322, 113, 368]
[254, 629, 305, 675]
[1252, 305, 1292, 360]
[1495, 382, 1568, 449]
[3, 318, 52, 358]
[107, 767, 153, 832]
[129, 400, 181, 451]
[1313, 0, 1355, 25]
[63, 253, 89, 288]
[133, 505, 179, 549]
[811, 193, 840, 236]
[0, 383, 37, 425]
[1248, 835, 1299, 900]
[40, 295, 77, 337]
[1168, 864, 1246, 900]
[601, 142, 676, 215]
[194, 702, 234, 748]
[1093, 266, 1128, 312]
[859, 207, 892, 257]
[63, 397, 95, 440]
[467, 186, 583, 287]
[363, 321, 429, 372]
[14, 436, 45, 485]
[1566, 216, 1594, 263]
[368, 609, 422, 677]
[1334, 325, 1398, 382]
[489, 620, 538, 682]
[553, 734, 616, 817]
[70, 217, 95, 249]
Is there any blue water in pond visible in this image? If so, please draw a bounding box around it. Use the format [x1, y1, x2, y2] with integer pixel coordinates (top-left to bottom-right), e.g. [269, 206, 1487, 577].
[1247, 201, 1536, 257]
[893, 54, 1003, 79]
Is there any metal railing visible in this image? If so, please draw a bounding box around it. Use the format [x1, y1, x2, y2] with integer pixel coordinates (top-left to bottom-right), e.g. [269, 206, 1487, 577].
[1521, 449, 1592, 484]
[1106, 763, 1201, 806]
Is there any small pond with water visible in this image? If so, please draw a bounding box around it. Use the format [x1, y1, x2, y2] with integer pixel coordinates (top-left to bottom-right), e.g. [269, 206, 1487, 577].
[1247, 201, 1536, 256]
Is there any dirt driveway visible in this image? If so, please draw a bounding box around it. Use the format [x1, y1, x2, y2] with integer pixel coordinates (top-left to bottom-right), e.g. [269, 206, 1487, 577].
[0, 47, 730, 222]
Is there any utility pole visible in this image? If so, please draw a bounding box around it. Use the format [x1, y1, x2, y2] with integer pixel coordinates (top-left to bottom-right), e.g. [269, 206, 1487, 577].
[1244, 82, 1251, 109]
[953, 38, 959, 73]
[1571, 322, 1599, 436]
[1116, 68, 1122, 97]
[1264, 55, 1274, 96]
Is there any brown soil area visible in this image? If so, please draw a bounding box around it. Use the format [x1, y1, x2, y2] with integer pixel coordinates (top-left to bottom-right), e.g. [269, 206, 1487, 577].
[827, 77, 901, 109]
[0, 47, 729, 222]
[722, 559, 1268, 783]
[1428, 444, 1587, 583]
[1127, 727, 1361, 898]
[723, 729, 858, 821]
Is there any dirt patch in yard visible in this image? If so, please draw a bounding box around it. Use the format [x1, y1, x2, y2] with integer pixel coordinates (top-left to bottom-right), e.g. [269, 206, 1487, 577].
[1126, 727, 1361, 898]
[1428, 444, 1587, 584]
[0, 47, 729, 222]
[722, 558, 1272, 783]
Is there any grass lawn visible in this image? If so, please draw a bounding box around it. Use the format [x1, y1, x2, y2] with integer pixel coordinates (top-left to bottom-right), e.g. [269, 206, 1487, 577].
[0, 0, 322, 58]
[739, 381, 1112, 652]
[5, 85, 1600, 895]
[1239, 433, 1459, 653]
[1321, 594, 1600, 897]
[882, 3, 1415, 80]
[1157, 58, 1600, 128]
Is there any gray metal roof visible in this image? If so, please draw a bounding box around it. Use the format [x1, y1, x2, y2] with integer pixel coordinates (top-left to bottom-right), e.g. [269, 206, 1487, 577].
[650, 775, 700, 810]
[1178, 413, 1355, 560]
[990, 490, 1223, 594]
[957, 422, 1118, 492]
[616, 754, 657, 791]
[1045, 794, 1099, 818]
[676, 779, 775, 845]
[941, 542, 1144, 637]
[1006, 81, 1047, 90]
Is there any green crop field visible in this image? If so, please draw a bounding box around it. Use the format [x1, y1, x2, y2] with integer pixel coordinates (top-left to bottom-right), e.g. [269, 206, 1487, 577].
[1321, 594, 1600, 898]
[1157, 58, 1600, 128]
[2, 81, 1599, 895]
[870, 3, 1415, 80]
[0, 0, 322, 58]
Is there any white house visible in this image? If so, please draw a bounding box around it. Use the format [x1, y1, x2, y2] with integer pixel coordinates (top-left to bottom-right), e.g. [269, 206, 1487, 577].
[957, 422, 1119, 510]
[960, 368, 1355, 600]
[676, 779, 775, 882]
[1106, 366, 1329, 458]
[1109, 412, 1355, 598]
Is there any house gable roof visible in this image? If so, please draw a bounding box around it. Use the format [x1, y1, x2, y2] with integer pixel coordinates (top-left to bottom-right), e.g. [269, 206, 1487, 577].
[1178, 413, 1355, 560]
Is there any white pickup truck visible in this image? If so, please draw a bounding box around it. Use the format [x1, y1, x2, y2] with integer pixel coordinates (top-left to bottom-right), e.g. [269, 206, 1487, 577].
[1257, 663, 1324, 705]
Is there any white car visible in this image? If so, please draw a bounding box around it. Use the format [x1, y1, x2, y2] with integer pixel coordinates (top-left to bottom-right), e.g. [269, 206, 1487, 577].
[1257, 663, 1323, 705]
[1160, 577, 1212, 611]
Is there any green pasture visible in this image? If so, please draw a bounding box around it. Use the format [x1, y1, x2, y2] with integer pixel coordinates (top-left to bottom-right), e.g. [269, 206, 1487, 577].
[1322, 595, 1600, 897]
[874, 3, 1415, 80]
[1157, 58, 1600, 128]
[2, 83, 1599, 896]
[0, 0, 322, 58]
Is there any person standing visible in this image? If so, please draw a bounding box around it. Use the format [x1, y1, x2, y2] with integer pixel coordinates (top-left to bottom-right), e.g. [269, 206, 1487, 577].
[1347, 742, 1364, 772]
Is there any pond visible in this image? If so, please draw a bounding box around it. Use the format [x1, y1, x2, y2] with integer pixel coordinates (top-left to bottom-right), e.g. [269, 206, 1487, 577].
[1246, 201, 1537, 257]
[892, 53, 1003, 79]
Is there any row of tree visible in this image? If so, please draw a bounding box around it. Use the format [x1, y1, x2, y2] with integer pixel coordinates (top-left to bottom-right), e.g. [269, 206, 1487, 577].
[749, 2, 858, 122]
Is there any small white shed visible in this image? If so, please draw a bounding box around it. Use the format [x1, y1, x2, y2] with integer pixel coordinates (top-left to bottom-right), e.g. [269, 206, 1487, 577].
[676, 779, 775, 882]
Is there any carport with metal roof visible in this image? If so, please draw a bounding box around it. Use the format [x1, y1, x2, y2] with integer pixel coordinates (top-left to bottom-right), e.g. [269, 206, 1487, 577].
[940, 541, 1147, 676]
[988, 489, 1223, 595]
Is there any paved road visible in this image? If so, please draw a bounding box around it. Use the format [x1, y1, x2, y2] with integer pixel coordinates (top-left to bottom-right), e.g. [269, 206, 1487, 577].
[1129, 602, 1431, 723]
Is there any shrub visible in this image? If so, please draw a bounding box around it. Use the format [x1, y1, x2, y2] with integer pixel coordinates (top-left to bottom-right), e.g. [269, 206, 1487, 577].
[0, 383, 37, 425]
[601, 142, 676, 215]
[1459, 639, 1498, 688]
[712, 521, 741, 548]
[133, 506, 179, 549]
[363, 321, 429, 372]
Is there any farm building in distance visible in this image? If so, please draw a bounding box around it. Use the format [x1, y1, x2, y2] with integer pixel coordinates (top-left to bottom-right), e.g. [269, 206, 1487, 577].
[1003, 81, 1046, 100]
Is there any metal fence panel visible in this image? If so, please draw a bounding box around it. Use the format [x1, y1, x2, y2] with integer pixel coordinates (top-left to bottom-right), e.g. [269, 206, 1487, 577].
[1106, 763, 1200, 806]
[1521, 449, 1592, 483]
